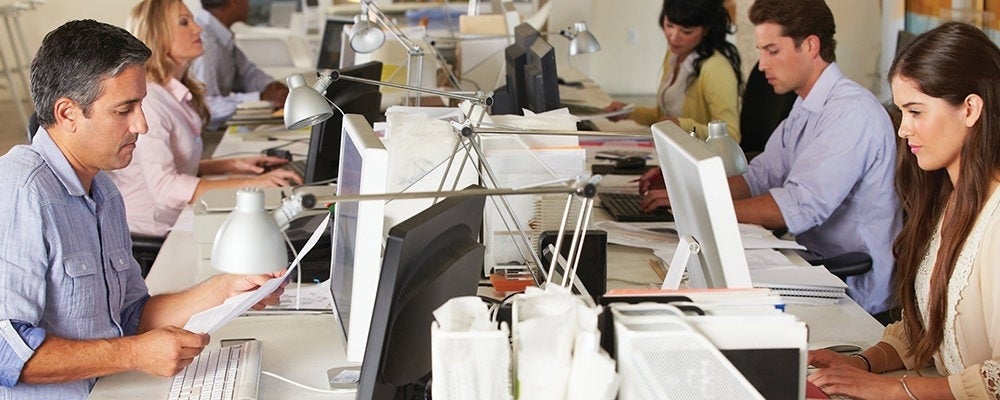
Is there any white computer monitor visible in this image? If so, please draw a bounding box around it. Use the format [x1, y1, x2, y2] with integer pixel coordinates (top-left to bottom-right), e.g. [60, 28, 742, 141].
[329, 113, 388, 363]
[652, 121, 752, 289]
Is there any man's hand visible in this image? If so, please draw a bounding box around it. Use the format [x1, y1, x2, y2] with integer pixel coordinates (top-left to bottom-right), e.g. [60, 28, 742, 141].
[261, 81, 289, 109]
[223, 272, 287, 310]
[637, 167, 665, 195]
[126, 326, 209, 377]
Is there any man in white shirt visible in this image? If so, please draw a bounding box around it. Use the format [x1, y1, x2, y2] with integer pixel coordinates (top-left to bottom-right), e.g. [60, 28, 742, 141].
[191, 0, 289, 129]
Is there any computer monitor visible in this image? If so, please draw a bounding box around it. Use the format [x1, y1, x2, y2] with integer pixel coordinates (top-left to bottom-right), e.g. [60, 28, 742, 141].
[651, 121, 752, 289]
[303, 61, 384, 183]
[496, 23, 541, 115]
[247, 0, 299, 27]
[356, 189, 487, 399]
[316, 17, 353, 70]
[523, 37, 560, 113]
[329, 113, 388, 363]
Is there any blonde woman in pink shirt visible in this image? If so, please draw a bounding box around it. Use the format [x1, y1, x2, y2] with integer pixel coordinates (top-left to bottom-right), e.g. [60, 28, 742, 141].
[110, 0, 302, 237]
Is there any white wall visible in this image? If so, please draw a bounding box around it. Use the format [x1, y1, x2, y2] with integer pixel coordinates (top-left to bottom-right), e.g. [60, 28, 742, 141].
[587, 0, 887, 99]
[2, 0, 889, 99]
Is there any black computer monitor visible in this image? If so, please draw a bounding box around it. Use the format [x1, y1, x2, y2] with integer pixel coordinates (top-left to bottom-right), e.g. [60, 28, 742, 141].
[523, 37, 560, 113]
[356, 188, 487, 399]
[303, 61, 384, 183]
[317, 17, 353, 70]
[496, 23, 542, 115]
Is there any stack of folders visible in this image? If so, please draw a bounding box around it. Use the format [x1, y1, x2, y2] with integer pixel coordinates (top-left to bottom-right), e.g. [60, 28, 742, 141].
[749, 265, 848, 303]
[604, 292, 807, 400]
[529, 194, 588, 252]
[226, 100, 282, 126]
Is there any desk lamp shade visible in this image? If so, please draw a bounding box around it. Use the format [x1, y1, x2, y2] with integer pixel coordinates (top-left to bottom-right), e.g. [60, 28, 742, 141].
[211, 188, 288, 274]
[350, 13, 385, 53]
[284, 73, 334, 130]
[703, 120, 748, 177]
[564, 22, 601, 56]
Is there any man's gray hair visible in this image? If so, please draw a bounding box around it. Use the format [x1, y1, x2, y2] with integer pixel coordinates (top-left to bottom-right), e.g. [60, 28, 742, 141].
[30, 19, 151, 127]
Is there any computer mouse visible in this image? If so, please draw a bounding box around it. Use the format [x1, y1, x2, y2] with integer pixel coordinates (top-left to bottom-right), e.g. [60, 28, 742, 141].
[615, 156, 646, 170]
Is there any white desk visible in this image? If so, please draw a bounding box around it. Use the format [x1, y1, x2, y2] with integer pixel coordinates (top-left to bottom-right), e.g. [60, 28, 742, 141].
[90, 127, 886, 398]
[89, 314, 353, 400]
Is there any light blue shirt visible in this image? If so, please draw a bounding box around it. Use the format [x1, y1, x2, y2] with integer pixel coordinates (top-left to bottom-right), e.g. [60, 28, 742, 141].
[0, 128, 149, 398]
[191, 9, 275, 129]
[744, 63, 901, 314]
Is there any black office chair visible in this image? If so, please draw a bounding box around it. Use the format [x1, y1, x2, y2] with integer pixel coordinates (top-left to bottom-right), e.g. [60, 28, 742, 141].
[26, 111, 39, 142]
[739, 61, 797, 159]
[804, 251, 872, 281]
[26, 112, 164, 278]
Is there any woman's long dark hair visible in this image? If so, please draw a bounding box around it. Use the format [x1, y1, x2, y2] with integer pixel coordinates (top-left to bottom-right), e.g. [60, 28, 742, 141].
[660, 0, 742, 92]
[890, 21, 1000, 367]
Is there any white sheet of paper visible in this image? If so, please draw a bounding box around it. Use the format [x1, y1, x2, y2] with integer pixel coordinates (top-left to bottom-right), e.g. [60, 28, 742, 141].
[183, 214, 330, 333]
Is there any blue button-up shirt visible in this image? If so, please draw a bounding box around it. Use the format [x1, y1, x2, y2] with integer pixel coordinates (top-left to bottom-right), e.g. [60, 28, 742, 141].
[191, 9, 276, 129]
[744, 63, 902, 314]
[0, 128, 149, 398]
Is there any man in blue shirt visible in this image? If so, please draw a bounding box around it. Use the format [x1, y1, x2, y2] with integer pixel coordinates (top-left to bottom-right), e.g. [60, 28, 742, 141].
[0, 20, 283, 398]
[191, 0, 289, 129]
[641, 0, 901, 318]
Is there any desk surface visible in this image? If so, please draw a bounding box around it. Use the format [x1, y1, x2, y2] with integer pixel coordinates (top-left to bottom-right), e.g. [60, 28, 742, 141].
[91, 119, 886, 399]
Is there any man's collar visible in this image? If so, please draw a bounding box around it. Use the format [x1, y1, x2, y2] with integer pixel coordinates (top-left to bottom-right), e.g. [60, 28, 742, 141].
[800, 62, 843, 113]
[33, 127, 87, 197]
[196, 9, 233, 44]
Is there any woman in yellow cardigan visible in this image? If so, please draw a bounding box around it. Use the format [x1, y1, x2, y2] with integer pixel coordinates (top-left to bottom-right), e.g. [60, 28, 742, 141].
[609, 0, 742, 141]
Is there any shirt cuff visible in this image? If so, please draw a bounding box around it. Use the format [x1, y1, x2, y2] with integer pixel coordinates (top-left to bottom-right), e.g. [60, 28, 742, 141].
[0, 320, 46, 387]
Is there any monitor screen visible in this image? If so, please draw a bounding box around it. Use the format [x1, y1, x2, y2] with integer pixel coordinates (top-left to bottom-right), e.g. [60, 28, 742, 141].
[303, 61, 384, 184]
[523, 37, 560, 114]
[329, 113, 388, 363]
[651, 121, 752, 289]
[317, 17, 353, 70]
[357, 188, 486, 399]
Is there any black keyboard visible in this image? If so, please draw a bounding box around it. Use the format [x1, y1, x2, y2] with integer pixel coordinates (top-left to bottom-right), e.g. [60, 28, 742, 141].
[598, 192, 673, 223]
[283, 160, 306, 176]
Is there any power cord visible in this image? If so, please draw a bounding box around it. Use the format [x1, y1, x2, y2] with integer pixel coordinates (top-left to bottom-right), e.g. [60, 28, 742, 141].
[261, 370, 356, 394]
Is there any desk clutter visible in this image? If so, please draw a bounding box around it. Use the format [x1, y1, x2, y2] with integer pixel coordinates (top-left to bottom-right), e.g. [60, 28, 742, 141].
[430, 286, 807, 400]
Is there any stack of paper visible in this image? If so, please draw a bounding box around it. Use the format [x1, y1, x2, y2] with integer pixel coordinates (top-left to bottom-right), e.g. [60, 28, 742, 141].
[749, 266, 848, 302]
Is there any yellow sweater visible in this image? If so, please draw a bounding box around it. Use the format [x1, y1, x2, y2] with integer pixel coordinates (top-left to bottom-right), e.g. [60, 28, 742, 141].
[629, 51, 741, 142]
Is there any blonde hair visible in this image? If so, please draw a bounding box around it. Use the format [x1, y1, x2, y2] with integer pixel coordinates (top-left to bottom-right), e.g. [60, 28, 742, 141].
[128, 0, 209, 123]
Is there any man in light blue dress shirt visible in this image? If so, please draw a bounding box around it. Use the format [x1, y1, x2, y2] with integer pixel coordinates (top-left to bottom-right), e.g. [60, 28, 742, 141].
[0, 20, 284, 398]
[191, 0, 289, 129]
[642, 0, 901, 317]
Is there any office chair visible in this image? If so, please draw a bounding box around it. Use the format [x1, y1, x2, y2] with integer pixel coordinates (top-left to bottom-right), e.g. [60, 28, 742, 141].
[26, 110, 38, 142]
[26, 111, 164, 278]
[739, 61, 796, 159]
[805, 251, 872, 281]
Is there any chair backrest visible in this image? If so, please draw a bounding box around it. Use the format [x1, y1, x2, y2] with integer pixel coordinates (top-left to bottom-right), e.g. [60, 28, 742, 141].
[26, 111, 39, 143]
[739, 61, 797, 157]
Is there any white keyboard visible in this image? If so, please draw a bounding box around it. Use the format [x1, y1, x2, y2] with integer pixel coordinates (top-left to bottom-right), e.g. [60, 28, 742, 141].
[167, 340, 262, 400]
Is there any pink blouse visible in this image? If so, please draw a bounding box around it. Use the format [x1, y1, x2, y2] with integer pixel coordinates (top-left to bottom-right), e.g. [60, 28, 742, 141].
[109, 78, 202, 236]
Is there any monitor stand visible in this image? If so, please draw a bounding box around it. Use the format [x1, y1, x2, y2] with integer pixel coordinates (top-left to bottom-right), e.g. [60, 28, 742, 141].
[661, 235, 699, 290]
[327, 365, 361, 390]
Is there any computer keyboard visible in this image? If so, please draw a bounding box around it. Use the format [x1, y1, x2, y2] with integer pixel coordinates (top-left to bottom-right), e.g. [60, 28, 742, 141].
[598, 192, 673, 223]
[167, 340, 262, 400]
[283, 160, 306, 177]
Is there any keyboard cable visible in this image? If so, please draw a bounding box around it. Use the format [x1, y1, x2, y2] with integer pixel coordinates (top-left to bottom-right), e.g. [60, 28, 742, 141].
[261, 370, 357, 394]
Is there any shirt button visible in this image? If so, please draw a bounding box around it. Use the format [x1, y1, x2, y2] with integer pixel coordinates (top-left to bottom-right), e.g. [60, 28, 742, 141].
[81, 264, 87, 270]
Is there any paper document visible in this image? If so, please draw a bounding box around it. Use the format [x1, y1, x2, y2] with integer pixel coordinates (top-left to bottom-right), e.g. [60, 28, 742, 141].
[183, 214, 330, 333]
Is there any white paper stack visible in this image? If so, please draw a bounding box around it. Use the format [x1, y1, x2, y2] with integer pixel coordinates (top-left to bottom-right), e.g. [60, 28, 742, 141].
[749, 265, 848, 303]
